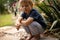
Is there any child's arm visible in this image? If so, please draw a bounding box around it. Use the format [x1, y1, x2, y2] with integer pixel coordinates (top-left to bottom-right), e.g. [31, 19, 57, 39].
[21, 17, 34, 26]
[15, 17, 23, 30]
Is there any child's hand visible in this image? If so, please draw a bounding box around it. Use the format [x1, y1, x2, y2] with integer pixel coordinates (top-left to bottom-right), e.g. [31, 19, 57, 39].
[15, 22, 21, 30]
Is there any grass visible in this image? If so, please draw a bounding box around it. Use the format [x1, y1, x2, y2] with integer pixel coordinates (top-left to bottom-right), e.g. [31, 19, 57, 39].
[0, 14, 14, 27]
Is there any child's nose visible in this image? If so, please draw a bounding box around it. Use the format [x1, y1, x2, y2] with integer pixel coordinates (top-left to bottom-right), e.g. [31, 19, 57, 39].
[23, 7, 26, 9]
[23, 6, 26, 9]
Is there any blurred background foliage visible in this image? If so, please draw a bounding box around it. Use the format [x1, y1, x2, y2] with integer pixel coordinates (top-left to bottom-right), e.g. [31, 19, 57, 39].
[0, 0, 18, 26]
[0, 0, 17, 14]
[34, 0, 60, 38]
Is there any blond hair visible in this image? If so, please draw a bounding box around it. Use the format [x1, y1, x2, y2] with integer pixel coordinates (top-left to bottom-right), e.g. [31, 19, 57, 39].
[20, 0, 33, 7]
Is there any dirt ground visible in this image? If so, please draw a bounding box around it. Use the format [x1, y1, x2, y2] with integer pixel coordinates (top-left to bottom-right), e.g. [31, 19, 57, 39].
[0, 26, 59, 40]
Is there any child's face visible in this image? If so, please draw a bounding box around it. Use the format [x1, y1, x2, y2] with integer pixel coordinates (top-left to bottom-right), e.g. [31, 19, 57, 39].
[20, 3, 32, 14]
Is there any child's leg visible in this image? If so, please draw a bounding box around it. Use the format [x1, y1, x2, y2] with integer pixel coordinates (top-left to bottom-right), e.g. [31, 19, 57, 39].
[28, 21, 44, 35]
[28, 34, 40, 40]
[23, 21, 44, 40]
[33, 34, 40, 40]
[28, 21, 44, 40]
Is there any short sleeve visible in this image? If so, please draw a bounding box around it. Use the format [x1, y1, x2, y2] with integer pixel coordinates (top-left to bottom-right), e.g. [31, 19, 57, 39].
[29, 11, 43, 20]
[21, 13, 26, 19]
